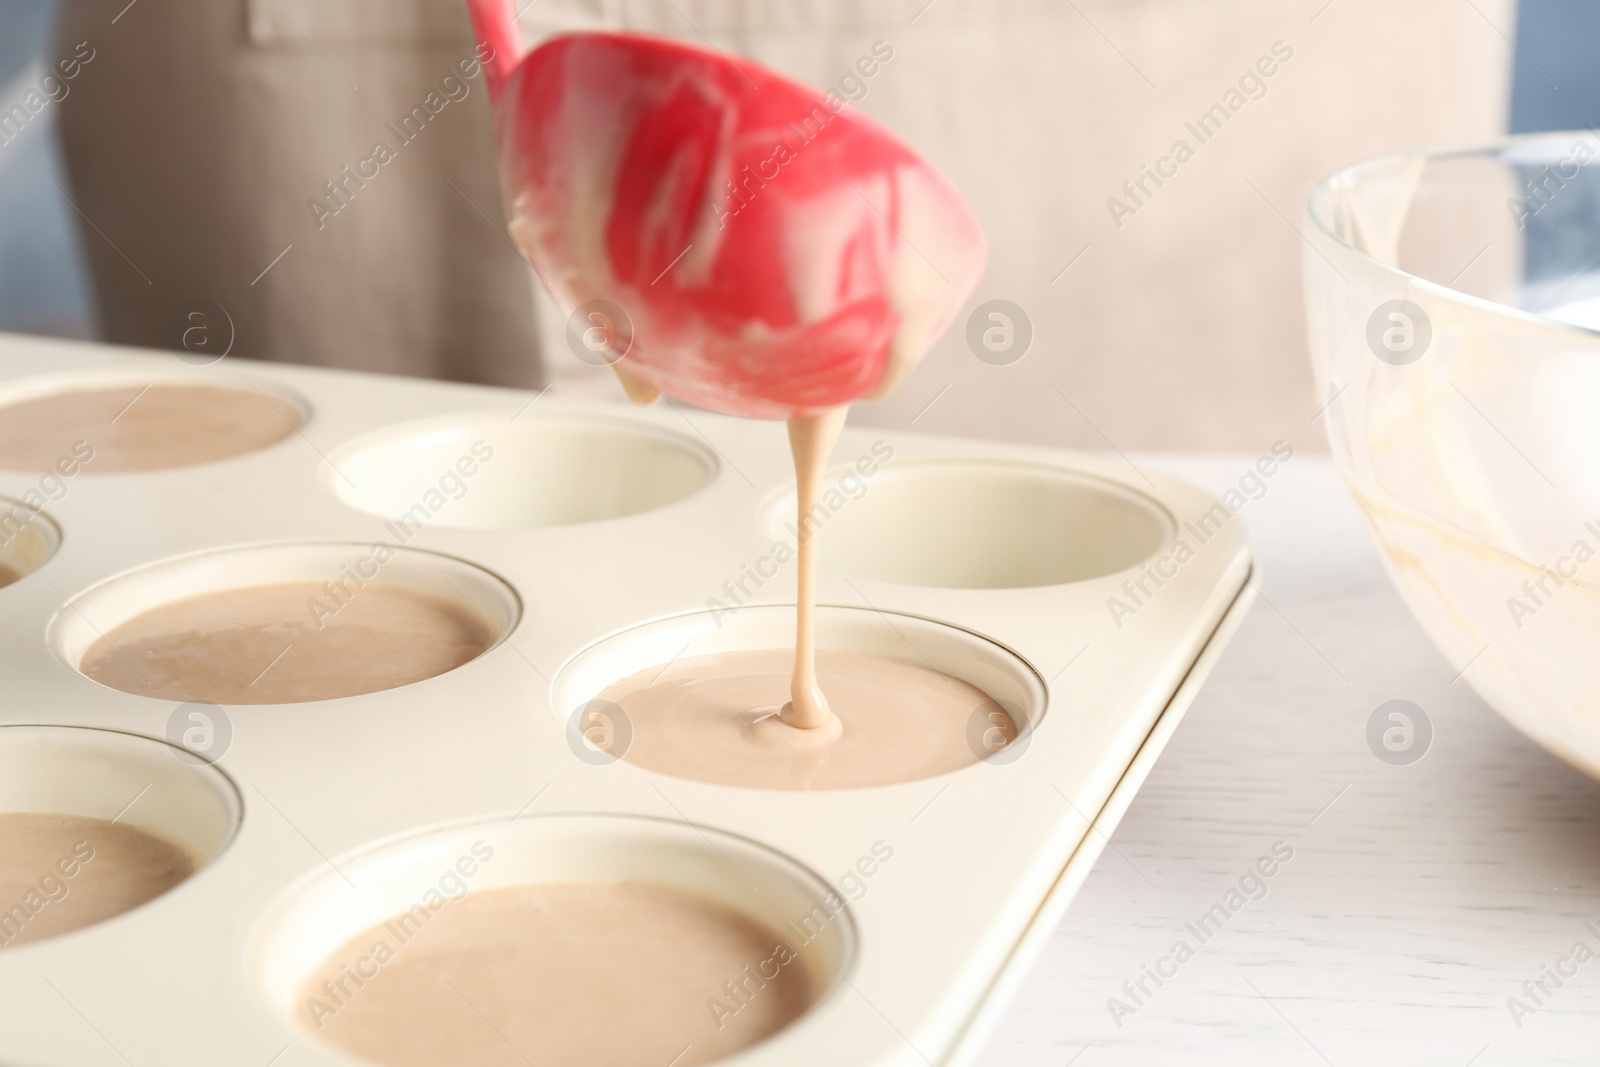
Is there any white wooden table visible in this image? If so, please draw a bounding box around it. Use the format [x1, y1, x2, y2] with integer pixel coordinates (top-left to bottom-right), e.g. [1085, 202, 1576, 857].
[975, 454, 1600, 1067]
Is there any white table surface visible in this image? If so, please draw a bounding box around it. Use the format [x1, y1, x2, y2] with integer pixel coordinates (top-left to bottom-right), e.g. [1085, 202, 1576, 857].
[976, 454, 1600, 1067]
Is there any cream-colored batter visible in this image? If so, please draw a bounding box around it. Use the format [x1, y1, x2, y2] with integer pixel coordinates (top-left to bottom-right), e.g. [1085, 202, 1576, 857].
[0, 563, 18, 590]
[608, 375, 1002, 784]
[597, 648, 1016, 789]
[300, 882, 814, 1067]
[0, 812, 194, 949]
[781, 410, 847, 736]
[80, 582, 493, 703]
[0, 383, 299, 472]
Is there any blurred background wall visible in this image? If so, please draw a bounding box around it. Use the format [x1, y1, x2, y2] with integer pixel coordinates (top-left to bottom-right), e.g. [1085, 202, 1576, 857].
[0, 0, 1597, 449]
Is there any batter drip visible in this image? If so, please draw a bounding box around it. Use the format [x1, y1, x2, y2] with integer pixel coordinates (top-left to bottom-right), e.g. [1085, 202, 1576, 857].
[780, 409, 848, 738]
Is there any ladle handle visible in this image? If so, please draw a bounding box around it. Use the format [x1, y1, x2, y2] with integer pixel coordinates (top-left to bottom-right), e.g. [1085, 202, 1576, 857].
[465, 0, 524, 105]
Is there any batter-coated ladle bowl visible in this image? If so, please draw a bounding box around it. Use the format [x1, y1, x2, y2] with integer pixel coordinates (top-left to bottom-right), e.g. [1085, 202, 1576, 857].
[466, 1, 986, 419]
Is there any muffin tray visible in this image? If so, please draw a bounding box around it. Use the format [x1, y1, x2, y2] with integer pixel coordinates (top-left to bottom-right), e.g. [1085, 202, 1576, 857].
[0, 332, 1253, 1067]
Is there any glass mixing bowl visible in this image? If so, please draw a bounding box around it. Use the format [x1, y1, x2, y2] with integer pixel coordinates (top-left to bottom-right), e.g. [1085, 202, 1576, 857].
[1306, 132, 1600, 778]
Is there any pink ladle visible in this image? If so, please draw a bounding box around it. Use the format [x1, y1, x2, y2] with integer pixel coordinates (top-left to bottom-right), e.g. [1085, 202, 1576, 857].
[466, 0, 986, 419]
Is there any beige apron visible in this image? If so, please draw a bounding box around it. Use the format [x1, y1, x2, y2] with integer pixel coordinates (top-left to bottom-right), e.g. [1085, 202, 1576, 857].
[55, 0, 540, 387]
[56, 0, 1511, 448]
